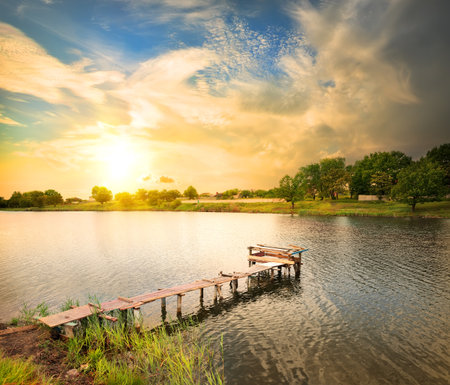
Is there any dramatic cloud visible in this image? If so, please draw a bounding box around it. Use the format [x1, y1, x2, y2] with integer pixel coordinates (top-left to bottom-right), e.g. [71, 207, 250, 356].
[0, 0, 449, 197]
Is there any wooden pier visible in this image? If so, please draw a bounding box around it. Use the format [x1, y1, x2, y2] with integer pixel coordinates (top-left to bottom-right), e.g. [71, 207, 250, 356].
[39, 245, 308, 334]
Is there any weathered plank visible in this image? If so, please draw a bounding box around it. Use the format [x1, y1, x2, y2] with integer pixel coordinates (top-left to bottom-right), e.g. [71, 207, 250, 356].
[39, 261, 289, 328]
[0, 325, 38, 336]
[248, 255, 296, 265]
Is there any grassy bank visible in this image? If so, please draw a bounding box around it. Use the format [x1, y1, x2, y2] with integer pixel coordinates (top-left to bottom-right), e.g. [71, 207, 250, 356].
[3, 199, 450, 218]
[1, 306, 223, 385]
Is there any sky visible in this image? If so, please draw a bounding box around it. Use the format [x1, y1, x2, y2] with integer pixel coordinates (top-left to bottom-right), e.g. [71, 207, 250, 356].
[0, 0, 449, 198]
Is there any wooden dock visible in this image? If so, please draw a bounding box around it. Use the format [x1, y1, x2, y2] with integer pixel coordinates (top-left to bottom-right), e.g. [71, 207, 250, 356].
[39, 245, 308, 332]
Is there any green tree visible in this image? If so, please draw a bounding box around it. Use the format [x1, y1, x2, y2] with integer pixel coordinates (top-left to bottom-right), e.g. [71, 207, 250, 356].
[426, 143, 450, 190]
[301, 163, 321, 200]
[319, 158, 349, 199]
[135, 188, 148, 201]
[370, 171, 393, 200]
[184, 186, 199, 200]
[147, 190, 160, 206]
[160, 189, 181, 202]
[239, 189, 253, 198]
[22, 191, 45, 207]
[44, 189, 63, 206]
[350, 151, 411, 197]
[7, 191, 22, 208]
[115, 192, 134, 207]
[392, 159, 446, 211]
[0, 197, 7, 208]
[91, 186, 113, 205]
[277, 173, 305, 209]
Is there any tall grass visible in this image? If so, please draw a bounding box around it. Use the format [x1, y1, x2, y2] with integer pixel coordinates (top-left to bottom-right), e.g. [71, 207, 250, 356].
[0, 351, 52, 385]
[67, 316, 223, 385]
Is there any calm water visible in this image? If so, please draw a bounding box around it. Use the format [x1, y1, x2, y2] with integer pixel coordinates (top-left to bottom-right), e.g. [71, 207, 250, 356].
[0, 212, 449, 384]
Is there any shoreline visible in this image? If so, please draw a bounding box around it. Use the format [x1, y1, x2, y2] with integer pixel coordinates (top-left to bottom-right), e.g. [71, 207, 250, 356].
[1, 199, 450, 218]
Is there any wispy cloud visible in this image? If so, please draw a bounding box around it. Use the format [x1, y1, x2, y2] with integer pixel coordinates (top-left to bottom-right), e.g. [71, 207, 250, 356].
[0, 113, 23, 126]
[0, 23, 124, 106]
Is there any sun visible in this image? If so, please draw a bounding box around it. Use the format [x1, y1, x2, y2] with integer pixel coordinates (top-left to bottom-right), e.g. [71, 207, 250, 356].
[101, 139, 138, 181]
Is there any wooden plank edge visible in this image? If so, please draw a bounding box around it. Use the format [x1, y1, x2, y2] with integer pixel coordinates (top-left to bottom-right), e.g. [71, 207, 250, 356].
[0, 325, 38, 336]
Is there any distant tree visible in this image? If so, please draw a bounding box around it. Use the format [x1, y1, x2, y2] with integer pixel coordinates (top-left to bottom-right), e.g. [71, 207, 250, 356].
[350, 151, 411, 197]
[392, 159, 446, 211]
[301, 163, 321, 200]
[277, 173, 305, 209]
[22, 191, 45, 207]
[7, 191, 22, 208]
[135, 188, 148, 201]
[184, 186, 199, 200]
[254, 189, 267, 198]
[115, 192, 134, 207]
[426, 143, 450, 190]
[220, 189, 239, 199]
[44, 189, 63, 206]
[147, 190, 160, 206]
[0, 197, 7, 208]
[239, 189, 253, 198]
[319, 158, 349, 199]
[370, 171, 393, 200]
[160, 189, 181, 202]
[91, 186, 112, 205]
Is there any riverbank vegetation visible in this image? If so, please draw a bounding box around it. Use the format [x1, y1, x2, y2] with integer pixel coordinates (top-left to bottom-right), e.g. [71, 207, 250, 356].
[0, 303, 223, 384]
[1, 143, 448, 215]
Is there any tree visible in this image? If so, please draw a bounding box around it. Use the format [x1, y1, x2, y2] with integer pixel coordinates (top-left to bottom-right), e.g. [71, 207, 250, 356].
[301, 163, 321, 200]
[44, 189, 63, 206]
[7, 191, 22, 208]
[135, 188, 148, 201]
[147, 190, 160, 206]
[392, 159, 446, 211]
[115, 192, 134, 207]
[319, 158, 349, 199]
[160, 189, 181, 202]
[239, 190, 253, 198]
[370, 171, 392, 200]
[350, 151, 411, 197]
[426, 143, 450, 190]
[277, 173, 305, 209]
[184, 186, 199, 200]
[91, 186, 112, 205]
[22, 191, 45, 207]
[0, 197, 7, 208]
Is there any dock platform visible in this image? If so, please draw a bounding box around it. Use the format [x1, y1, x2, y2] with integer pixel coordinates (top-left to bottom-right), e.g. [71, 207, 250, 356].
[39, 245, 308, 331]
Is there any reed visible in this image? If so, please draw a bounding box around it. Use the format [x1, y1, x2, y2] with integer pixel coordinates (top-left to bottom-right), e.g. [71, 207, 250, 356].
[67, 315, 223, 385]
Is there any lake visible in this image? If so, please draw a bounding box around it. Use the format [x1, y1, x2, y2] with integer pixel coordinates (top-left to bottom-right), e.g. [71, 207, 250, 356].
[0, 211, 449, 384]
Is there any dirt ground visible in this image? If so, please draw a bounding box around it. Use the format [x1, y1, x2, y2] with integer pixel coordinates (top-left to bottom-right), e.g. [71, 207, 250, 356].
[0, 323, 93, 384]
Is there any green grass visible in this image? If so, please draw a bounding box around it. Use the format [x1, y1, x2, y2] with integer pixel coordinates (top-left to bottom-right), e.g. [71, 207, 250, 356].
[5, 302, 224, 384]
[3, 198, 450, 217]
[0, 351, 52, 385]
[66, 316, 223, 385]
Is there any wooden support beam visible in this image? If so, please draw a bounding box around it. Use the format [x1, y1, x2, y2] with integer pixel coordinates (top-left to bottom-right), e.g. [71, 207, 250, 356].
[99, 314, 118, 322]
[177, 294, 185, 315]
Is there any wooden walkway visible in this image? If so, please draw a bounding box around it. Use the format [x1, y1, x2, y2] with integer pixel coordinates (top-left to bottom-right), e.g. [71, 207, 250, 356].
[39, 244, 308, 329]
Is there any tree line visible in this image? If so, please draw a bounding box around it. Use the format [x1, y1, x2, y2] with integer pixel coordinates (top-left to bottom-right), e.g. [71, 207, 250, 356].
[276, 143, 449, 211]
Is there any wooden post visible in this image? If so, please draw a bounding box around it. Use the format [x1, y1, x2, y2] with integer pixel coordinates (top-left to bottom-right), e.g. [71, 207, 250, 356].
[214, 284, 223, 301]
[270, 268, 274, 280]
[231, 279, 237, 293]
[133, 308, 141, 332]
[177, 294, 184, 316]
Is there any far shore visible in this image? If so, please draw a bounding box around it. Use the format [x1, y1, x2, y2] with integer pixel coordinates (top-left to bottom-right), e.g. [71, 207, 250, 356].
[2, 198, 450, 218]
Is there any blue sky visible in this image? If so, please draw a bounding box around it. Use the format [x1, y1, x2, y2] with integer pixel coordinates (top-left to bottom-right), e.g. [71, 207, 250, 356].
[0, 0, 449, 197]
